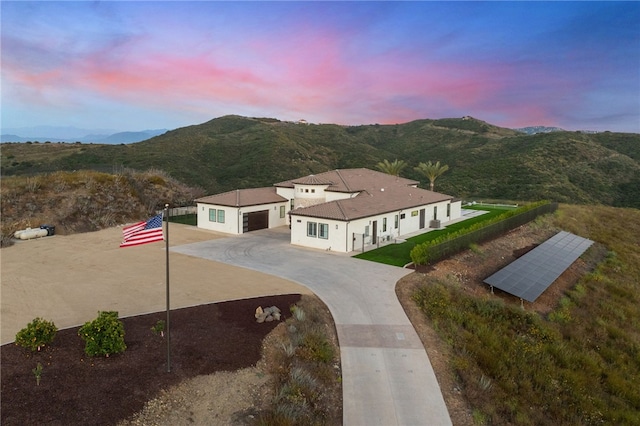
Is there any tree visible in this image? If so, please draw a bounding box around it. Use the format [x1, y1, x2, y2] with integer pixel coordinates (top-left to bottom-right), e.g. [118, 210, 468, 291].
[375, 159, 407, 176]
[414, 161, 450, 191]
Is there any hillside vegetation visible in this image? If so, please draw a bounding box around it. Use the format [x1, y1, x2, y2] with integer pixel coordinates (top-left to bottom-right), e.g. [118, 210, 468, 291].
[2, 115, 639, 207]
[0, 169, 203, 244]
[409, 204, 640, 425]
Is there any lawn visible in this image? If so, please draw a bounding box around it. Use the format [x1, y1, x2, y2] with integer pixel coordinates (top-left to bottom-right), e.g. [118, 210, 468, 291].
[354, 206, 511, 266]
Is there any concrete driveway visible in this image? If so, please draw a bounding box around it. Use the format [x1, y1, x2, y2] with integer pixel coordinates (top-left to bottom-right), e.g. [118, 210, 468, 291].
[172, 227, 451, 425]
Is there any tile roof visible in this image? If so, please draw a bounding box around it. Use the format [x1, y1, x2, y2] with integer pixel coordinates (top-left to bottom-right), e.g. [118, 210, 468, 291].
[289, 185, 452, 221]
[196, 187, 287, 207]
[275, 168, 420, 193]
[291, 174, 334, 185]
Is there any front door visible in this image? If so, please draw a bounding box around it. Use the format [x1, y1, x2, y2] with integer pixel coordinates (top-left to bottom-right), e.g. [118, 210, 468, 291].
[372, 220, 378, 244]
[419, 209, 425, 229]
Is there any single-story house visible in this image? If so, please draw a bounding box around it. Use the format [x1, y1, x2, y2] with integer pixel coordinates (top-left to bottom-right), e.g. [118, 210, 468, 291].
[196, 168, 462, 252]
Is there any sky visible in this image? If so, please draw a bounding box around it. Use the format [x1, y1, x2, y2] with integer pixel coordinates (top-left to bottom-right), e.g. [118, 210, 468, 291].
[1, 1, 639, 134]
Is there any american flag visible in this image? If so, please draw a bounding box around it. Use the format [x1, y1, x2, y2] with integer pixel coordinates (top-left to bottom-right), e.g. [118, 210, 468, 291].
[120, 214, 164, 248]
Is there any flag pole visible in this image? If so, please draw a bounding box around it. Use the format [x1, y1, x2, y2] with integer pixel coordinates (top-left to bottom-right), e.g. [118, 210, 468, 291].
[165, 203, 171, 373]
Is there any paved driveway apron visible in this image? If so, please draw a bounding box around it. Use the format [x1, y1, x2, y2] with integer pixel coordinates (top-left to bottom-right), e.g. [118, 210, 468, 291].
[172, 228, 451, 425]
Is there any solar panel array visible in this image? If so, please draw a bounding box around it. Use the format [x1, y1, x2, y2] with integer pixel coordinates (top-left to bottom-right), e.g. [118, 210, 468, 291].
[483, 231, 593, 303]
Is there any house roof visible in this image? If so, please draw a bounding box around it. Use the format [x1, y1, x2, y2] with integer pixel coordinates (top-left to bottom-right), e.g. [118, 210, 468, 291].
[196, 187, 287, 208]
[275, 168, 420, 193]
[289, 184, 452, 221]
[282, 168, 452, 221]
[291, 174, 334, 185]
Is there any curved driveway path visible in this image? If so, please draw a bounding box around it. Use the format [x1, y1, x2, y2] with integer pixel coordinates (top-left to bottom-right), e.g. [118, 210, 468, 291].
[172, 227, 451, 425]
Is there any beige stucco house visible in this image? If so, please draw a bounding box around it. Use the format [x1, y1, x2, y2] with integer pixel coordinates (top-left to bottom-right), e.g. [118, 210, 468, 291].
[196, 168, 462, 252]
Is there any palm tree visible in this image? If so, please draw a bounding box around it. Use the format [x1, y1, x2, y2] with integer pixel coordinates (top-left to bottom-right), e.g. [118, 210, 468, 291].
[375, 159, 407, 176]
[414, 161, 449, 191]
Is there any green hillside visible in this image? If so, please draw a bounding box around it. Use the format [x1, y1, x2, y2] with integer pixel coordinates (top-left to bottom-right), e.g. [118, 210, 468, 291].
[2, 115, 639, 207]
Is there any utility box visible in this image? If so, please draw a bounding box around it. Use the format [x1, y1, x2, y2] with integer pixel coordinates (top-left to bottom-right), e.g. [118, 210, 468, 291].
[40, 225, 56, 236]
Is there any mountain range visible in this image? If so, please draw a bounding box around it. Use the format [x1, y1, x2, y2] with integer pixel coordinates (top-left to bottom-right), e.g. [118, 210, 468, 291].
[0, 126, 169, 144]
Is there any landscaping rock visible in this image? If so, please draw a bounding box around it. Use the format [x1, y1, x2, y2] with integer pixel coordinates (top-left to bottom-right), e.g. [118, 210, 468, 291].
[255, 306, 282, 323]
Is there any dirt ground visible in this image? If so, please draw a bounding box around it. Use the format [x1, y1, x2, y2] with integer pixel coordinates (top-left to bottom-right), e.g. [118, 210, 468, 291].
[1, 223, 311, 345]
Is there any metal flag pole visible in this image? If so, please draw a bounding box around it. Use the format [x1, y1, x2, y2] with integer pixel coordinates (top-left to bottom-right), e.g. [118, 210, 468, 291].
[165, 203, 171, 372]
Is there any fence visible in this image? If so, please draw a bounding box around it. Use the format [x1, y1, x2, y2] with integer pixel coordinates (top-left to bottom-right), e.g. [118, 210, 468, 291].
[352, 232, 402, 253]
[158, 206, 197, 217]
[423, 202, 558, 265]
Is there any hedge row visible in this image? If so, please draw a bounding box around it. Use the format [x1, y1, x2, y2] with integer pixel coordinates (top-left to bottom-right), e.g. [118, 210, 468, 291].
[410, 201, 558, 266]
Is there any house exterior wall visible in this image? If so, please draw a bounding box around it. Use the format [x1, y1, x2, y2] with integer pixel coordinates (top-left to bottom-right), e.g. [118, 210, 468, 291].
[290, 217, 346, 251]
[450, 200, 462, 220]
[197, 203, 240, 234]
[291, 184, 331, 208]
[325, 191, 357, 202]
[276, 187, 295, 201]
[398, 200, 460, 236]
[289, 199, 462, 253]
[291, 201, 462, 252]
[197, 201, 288, 234]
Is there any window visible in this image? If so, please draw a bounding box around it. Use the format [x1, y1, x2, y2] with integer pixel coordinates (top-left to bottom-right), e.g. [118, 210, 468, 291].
[364, 225, 369, 236]
[434, 206, 437, 220]
[305, 189, 309, 193]
[217, 209, 225, 223]
[280, 206, 286, 218]
[311, 189, 315, 193]
[319, 223, 329, 239]
[209, 208, 216, 222]
[394, 215, 399, 229]
[400, 213, 406, 220]
[307, 222, 317, 237]
[411, 210, 418, 217]
[382, 217, 387, 232]
[447, 203, 451, 217]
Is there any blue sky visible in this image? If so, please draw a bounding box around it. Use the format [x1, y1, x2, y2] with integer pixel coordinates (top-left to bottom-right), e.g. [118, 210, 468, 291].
[2, 1, 639, 133]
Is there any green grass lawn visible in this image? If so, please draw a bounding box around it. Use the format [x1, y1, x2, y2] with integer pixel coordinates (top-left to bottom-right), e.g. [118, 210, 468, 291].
[353, 206, 510, 266]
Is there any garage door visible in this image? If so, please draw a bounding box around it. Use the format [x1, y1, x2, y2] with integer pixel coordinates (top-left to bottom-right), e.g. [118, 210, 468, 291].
[242, 210, 269, 232]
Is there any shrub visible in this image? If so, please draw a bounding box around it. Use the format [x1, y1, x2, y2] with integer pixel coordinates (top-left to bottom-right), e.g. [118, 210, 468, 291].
[410, 242, 430, 266]
[15, 317, 58, 351]
[78, 311, 126, 357]
[151, 319, 165, 337]
[299, 332, 335, 363]
[32, 362, 43, 386]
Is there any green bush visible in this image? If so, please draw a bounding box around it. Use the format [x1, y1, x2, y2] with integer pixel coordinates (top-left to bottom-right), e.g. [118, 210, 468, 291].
[410, 201, 555, 265]
[410, 242, 430, 266]
[15, 317, 58, 351]
[78, 311, 126, 357]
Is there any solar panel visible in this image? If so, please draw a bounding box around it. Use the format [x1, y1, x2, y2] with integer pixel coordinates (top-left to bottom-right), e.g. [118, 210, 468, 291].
[483, 231, 593, 303]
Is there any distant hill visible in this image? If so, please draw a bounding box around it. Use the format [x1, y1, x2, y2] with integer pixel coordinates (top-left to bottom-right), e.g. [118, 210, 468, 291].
[91, 130, 169, 144]
[0, 128, 168, 144]
[1, 115, 639, 208]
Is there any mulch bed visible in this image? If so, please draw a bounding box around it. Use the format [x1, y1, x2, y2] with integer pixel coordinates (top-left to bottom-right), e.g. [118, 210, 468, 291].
[1, 294, 301, 426]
